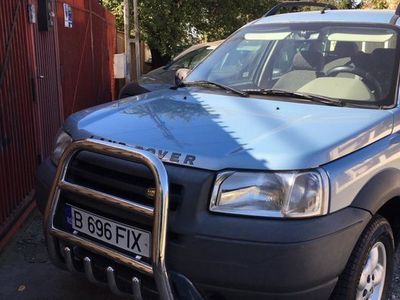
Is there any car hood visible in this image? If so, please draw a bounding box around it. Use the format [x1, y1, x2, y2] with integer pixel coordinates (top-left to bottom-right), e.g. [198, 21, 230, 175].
[65, 89, 393, 171]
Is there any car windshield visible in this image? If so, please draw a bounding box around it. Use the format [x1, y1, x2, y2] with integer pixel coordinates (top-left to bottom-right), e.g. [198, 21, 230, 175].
[187, 23, 400, 106]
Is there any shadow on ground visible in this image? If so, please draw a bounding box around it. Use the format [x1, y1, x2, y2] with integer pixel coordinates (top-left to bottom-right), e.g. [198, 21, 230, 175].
[0, 209, 399, 299]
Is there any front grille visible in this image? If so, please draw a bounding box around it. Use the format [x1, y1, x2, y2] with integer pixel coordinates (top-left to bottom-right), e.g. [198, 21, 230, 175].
[45, 139, 215, 299]
[65, 151, 183, 210]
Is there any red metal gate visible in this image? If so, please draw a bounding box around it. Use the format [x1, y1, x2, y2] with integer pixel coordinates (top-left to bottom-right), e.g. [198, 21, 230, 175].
[56, 0, 116, 117]
[0, 0, 116, 244]
[0, 0, 39, 238]
[30, 0, 63, 159]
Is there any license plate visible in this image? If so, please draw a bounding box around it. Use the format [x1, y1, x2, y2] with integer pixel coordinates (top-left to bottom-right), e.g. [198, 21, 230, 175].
[66, 204, 151, 258]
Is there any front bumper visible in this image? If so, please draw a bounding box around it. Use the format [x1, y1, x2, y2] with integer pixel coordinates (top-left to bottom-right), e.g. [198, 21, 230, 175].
[37, 157, 371, 299]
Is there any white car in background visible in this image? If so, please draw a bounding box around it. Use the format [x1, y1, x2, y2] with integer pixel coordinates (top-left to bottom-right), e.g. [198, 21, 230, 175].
[119, 40, 223, 98]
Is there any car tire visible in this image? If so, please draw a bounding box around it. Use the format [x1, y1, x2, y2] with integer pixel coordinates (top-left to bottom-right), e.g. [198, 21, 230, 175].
[119, 83, 149, 99]
[331, 215, 394, 300]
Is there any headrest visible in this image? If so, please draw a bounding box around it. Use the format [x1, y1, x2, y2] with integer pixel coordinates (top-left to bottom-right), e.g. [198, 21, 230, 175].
[371, 48, 396, 60]
[334, 41, 359, 57]
[371, 48, 396, 71]
[350, 52, 371, 69]
[293, 50, 324, 71]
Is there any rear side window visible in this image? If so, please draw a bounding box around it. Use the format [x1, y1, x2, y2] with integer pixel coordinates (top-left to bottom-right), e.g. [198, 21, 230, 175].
[168, 47, 213, 70]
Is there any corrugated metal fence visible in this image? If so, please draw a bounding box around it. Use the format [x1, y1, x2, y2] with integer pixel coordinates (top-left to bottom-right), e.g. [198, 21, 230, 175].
[0, 0, 39, 237]
[0, 0, 116, 242]
[31, 0, 64, 159]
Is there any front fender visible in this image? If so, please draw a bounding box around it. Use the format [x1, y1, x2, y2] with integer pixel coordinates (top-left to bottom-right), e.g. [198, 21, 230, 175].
[351, 168, 400, 214]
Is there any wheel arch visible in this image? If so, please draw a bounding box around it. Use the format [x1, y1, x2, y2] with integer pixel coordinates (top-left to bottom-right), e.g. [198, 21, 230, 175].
[351, 168, 400, 246]
[375, 198, 400, 247]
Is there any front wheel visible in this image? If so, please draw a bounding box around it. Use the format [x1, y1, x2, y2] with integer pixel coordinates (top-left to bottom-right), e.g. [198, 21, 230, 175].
[331, 215, 395, 300]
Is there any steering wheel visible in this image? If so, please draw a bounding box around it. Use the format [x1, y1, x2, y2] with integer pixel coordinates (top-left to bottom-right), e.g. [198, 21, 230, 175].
[325, 65, 382, 100]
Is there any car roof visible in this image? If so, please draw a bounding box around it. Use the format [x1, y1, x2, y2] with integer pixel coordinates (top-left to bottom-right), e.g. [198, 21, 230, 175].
[254, 10, 399, 27]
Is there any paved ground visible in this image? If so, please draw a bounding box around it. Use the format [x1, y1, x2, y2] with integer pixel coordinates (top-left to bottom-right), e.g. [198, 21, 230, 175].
[0, 209, 399, 299]
[0, 210, 128, 300]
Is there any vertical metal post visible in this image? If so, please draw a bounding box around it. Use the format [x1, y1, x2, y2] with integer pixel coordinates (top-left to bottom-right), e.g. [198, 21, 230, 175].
[133, 0, 141, 81]
[123, 0, 131, 83]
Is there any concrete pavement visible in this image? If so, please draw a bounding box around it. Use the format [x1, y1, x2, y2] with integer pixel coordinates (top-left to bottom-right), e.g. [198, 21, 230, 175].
[0, 210, 127, 300]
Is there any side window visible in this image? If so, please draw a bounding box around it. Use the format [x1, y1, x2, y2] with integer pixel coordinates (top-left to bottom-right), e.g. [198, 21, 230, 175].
[270, 41, 317, 80]
[168, 47, 208, 70]
[272, 47, 296, 79]
[208, 40, 264, 84]
[188, 48, 212, 69]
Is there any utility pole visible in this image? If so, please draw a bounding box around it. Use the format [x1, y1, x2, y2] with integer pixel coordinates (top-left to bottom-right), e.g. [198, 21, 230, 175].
[123, 0, 131, 83]
[133, 0, 141, 81]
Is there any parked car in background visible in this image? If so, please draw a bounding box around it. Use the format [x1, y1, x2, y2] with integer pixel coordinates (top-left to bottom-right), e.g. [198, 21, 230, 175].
[119, 40, 223, 98]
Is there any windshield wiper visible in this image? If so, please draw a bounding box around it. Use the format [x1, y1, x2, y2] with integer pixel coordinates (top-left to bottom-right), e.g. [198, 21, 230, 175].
[174, 80, 249, 98]
[242, 89, 344, 107]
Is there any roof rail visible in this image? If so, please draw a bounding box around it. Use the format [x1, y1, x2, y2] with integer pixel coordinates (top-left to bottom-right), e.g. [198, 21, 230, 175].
[264, 1, 337, 17]
[390, 3, 400, 25]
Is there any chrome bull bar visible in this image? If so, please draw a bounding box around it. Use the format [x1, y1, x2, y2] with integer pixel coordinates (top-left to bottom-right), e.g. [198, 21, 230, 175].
[43, 139, 174, 299]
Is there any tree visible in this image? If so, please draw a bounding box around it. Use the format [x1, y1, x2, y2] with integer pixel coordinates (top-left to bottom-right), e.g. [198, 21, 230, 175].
[362, 0, 398, 9]
[388, 0, 398, 9]
[188, 0, 279, 41]
[103, 0, 279, 66]
[138, 0, 201, 66]
[102, 0, 124, 31]
[363, 0, 388, 8]
[103, 0, 393, 67]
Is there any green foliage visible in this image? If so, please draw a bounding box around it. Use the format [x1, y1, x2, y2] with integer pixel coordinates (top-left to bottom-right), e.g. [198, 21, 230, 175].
[138, 0, 200, 61]
[187, 0, 279, 41]
[363, 0, 389, 9]
[103, 0, 279, 60]
[102, 0, 365, 61]
[102, 0, 124, 32]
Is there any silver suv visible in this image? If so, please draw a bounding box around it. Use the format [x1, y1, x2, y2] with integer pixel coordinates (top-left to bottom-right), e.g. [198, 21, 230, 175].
[36, 3, 400, 299]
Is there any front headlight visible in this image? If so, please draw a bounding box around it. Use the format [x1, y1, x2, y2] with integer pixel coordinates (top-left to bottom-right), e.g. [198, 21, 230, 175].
[51, 129, 72, 165]
[210, 170, 329, 218]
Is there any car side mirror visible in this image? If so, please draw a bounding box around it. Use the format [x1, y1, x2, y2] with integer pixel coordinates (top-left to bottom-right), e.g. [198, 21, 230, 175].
[175, 68, 191, 86]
